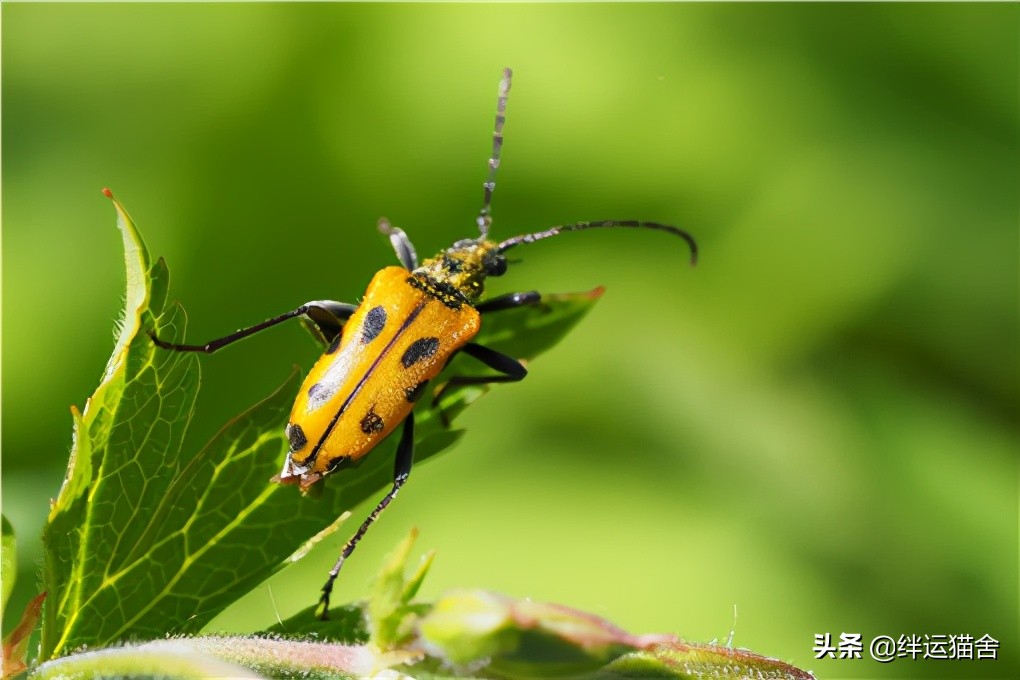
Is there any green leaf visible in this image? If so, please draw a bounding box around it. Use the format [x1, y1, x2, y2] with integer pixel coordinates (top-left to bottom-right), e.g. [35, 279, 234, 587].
[32, 529, 815, 679]
[417, 589, 673, 677]
[415, 587, 814, 679]
[41, 192, 199, 659]
[2, 516, 15, 611]
[30, 636, 386, 680]
[30, 639, 268, 680]
[367, 528, 435, 652]
[39, 192, 603, 660]
[264, 602, 369, 644]
[598, 642, 816, 680]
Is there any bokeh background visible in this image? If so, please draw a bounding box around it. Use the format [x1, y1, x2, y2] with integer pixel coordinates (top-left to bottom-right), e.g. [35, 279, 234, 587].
[3, 4, 1016, 678]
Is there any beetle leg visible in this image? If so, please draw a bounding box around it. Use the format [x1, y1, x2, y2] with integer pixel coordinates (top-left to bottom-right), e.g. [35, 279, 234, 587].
[378, 218, 419, 270]
[475, 290, 541, 314]
[318, 412, 415, 620]
[149, 300, 356, 353]
[432, 342, 527, 423]
[300, 301, 359, 346]
[305, 301, 359, 342]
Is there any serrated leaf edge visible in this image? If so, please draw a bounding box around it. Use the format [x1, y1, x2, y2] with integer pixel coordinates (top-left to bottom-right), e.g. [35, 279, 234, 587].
[102, 190, 151, 384]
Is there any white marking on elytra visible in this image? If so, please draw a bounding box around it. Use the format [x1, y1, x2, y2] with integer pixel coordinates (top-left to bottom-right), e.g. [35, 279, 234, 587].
[306, 330, 365, 412]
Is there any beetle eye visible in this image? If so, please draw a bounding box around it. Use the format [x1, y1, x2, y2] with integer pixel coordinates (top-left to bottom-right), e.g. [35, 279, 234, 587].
[484, 253, 508, 276]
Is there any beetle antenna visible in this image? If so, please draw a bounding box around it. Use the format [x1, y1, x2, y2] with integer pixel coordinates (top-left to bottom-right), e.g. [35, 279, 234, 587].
[477, 67, 512, 240]
[497, 220, 698, 266]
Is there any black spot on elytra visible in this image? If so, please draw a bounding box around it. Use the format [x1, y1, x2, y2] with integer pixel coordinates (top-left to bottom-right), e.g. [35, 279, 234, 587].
[362, 306, 387, 344]
[404, 380, 429, 403]
[360, 409, 384, 435]
[286, 423, 307, 452]
[401, 337, 440, 368]
[325, 333, 341, 355]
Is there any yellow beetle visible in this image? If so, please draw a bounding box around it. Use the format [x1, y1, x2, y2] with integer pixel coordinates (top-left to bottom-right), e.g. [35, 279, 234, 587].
[152, 68, 697, 617]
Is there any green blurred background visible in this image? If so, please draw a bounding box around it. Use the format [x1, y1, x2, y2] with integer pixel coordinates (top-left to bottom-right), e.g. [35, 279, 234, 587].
[3, 4, 1016, 678]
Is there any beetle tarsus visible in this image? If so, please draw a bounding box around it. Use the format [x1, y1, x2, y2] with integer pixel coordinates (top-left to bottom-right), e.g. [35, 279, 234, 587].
[317, 574, 339, 621]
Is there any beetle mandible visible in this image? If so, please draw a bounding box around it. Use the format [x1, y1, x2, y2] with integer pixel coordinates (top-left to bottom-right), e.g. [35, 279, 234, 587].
[151, 68, 697, 618]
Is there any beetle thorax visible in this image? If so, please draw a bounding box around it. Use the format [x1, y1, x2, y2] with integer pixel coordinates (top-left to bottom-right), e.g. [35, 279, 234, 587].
[411, 238, 504, 306]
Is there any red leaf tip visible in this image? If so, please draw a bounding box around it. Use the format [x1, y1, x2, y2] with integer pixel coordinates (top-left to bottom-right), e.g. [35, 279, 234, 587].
[101, 187, 114, 199]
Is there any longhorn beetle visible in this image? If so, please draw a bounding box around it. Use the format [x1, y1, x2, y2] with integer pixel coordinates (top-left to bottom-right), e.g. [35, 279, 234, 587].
[151, 68, 697, 619]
